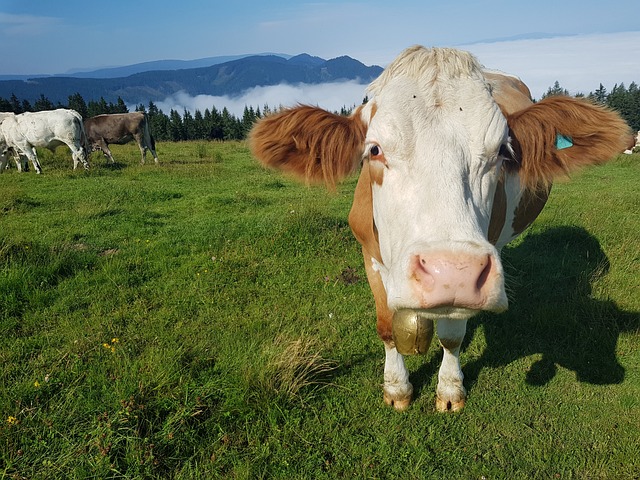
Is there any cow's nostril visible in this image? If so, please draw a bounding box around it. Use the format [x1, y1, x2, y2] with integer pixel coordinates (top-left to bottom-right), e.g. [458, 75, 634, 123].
[476, 255, 492, 291]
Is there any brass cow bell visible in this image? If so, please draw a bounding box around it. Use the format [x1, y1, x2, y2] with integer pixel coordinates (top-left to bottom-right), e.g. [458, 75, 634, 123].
[392, 309, 434, 355]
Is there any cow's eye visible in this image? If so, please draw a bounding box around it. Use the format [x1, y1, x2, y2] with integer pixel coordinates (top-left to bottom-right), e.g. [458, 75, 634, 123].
[498, 143, 515, 163]
[369, 143, 385, 162]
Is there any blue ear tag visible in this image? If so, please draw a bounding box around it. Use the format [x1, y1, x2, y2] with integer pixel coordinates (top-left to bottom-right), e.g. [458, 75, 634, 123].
[556, 134, 573, 150]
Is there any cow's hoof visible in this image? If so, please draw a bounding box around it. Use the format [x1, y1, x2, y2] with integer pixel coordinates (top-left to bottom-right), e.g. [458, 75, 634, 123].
[384, 391, 412, 411]
[435, 396, 465, 412]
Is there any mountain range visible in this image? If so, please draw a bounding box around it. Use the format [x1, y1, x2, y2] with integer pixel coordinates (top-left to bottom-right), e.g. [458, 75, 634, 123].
[0, 53, 383, 106]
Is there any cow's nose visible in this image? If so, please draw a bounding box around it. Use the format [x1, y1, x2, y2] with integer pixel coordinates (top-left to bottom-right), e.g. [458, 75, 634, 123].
[411, 252, 499, 310]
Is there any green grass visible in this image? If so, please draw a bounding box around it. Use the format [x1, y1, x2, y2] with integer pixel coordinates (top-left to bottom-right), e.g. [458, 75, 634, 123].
[1, 142, 639, 479]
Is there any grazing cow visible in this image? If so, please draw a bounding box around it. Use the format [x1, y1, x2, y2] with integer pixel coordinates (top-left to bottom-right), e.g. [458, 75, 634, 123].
[0, 109, 89, 174]
[249, 47, 631, 412]
[0, 112, 29, 172]
[623, 130, 640, 154]
[84, 112, 158, 164]
[0, 112, 15, 170]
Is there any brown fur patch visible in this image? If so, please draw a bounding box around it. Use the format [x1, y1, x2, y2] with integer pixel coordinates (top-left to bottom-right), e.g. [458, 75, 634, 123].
[361, 247, 393, 342]
[487, 172, 507, 245]
[369, 159, 385, 186]
[249, 105, 367, 188]
[506, 96, 632, 189]
[369, 102, 378, 122]
[512, 186, 551, 236]
[348, 162, 382, 262]
[484, 71, 533, 114]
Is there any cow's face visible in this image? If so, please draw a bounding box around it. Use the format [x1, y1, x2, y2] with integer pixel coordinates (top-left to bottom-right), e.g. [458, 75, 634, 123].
[356, 50, 510, 320]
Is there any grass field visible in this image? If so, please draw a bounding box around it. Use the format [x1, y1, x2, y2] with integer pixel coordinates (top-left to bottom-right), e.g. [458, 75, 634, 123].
[1, 141, 639, 479]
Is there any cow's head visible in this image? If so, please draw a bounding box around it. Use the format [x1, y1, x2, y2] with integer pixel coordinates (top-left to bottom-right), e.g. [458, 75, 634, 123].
[250, 46, 631, 346]
[353, 47, 510, 319]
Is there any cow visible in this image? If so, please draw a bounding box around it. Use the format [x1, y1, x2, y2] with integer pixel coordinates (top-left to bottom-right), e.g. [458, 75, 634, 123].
[0, 112, 15, 171]
[0, 109, 89, 174]
[249, 47, 631, 412]
[623, 130, 640, 154]
[0, 112, 29, 172]
[84, 112, 158, 165]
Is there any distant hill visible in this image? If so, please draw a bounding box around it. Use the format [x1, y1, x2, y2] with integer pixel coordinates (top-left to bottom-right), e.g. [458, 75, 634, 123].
[61, 53, 293, 79]
[0, 54, 383, 105]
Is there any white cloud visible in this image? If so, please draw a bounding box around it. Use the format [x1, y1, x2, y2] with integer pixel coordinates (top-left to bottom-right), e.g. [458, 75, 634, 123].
[153, 80, 368, 117]
[0, 12, 59, 36]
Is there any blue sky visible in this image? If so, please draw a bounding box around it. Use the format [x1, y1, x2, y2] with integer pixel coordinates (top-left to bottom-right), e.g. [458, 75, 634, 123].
[1, 1, 639, 111]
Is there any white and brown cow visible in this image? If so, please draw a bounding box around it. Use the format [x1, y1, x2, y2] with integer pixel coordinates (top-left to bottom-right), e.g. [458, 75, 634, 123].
[84, 112, 158, 165]
[249, 47, 631, 412]
[0, 109, 89, 174]
[623, 130, 640, 154]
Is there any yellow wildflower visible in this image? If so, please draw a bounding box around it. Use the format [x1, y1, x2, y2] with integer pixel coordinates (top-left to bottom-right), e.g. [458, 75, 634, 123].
[34, 380, 40, 388]
[7, 416, 17, 425]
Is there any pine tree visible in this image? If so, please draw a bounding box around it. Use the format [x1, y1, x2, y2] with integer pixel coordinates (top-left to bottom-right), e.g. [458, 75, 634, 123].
[241, 106, 257, 137]
[0, 97, 12, 112]
[87, 97, 110, 117]
[68, 92, 88, 118]
[205, 107, 223, 140]
[626, 82, 640, 131]
[592, 84, 607, 104]
[169, 109, 185, 141]
[114, 97, 128, 113]
[542, 81, 569, 99]
[34, 94, 55, 111]
[183, 109, 196, 140]
[194, 109, 206, 139]
[10, 94, 23, 113]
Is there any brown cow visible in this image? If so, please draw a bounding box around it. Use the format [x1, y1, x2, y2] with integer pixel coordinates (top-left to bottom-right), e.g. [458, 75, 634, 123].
[250, 46, 631, 412]
[84, 112, 158, 164]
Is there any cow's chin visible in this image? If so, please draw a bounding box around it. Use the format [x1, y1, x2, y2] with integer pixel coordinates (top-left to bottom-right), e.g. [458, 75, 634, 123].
[413, 306, 480, 320]
[391, 307, 479, 356]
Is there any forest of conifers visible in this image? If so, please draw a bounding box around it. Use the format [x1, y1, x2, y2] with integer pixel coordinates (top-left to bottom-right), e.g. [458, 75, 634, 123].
[1, 79, 638, 143]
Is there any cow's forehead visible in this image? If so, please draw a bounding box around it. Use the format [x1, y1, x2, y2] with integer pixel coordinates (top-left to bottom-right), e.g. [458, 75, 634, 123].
[362, 72, 507, 156]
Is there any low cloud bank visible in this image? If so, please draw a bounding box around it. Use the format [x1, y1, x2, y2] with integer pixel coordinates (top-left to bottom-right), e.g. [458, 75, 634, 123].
[149, 31, 640, 117]
[153, 80, 368, 118]
[464, 31, 640, 99]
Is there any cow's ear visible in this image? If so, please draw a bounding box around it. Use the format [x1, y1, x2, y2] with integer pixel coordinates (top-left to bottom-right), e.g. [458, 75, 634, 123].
[249, 105, 366, 189]
[505, 96, 631, 189]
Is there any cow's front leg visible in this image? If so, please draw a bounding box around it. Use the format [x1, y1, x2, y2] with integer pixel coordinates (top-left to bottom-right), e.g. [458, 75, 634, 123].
[382, 341, 413, 411]
[78, 154, 90, 170]
[101, 145, 115, 163]
[24, 148, 42, 174]
[435, 318, 468, 412]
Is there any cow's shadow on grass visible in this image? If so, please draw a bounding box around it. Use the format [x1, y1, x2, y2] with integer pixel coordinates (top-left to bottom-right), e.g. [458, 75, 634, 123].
[410, 226, 639, 399]
[96, 160, 128, 171]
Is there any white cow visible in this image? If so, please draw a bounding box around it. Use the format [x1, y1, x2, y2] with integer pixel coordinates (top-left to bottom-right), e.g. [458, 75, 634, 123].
[0, 109, 89, 174]
[0, 112, 19, 171]
[623, 130, 640, 154]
